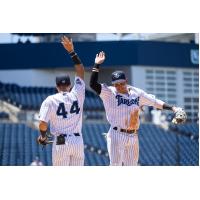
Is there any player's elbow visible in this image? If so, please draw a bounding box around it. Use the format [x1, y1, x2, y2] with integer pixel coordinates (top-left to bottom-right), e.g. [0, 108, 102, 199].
[90, 71, 101, 95]
[75, 66, 84, 80]
[90, 80, 101, 95]
[89, 78, 95, 89]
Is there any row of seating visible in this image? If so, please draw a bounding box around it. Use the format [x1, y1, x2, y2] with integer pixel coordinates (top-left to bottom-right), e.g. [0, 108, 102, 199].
[0, 112, 9, 120]
[169, 123, 199, 140]
[0, 123, 110, 166]
[0, 82, 56, 94]
[82, 123, 109, 151]
[138, 124, 199, 165]
[0, 122, 198, 166]
[84, 111, 104, 120]
[0, 123, 52, 166]
[84, 149, 109, 166]
[0, 81, 104, 111]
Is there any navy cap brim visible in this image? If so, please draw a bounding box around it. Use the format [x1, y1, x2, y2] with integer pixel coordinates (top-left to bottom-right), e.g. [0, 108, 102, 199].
[112, 79, 126, 84]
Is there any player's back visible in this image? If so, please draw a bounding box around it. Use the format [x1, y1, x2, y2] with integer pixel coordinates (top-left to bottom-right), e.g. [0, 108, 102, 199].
[47, 91, 84, 135]
[39, 76, 85, 136]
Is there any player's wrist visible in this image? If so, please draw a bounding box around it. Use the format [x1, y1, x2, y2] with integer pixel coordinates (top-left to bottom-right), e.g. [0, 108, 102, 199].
[40, 130, 47, 138]
[163, 103, 173, 111]
[92, 63, 100, 72]
[69, 50, 75, 56]
[94, 63, 100, 68]
[69, 51, 82, 65]
[92, 68, 99, 73]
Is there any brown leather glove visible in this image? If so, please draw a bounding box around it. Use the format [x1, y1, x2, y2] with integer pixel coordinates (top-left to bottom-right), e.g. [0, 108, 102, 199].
[37, 135, 49, 146]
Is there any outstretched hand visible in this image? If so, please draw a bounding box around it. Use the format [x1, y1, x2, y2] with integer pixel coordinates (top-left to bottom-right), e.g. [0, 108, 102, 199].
[172, 107, 187, 124]
[95, 51, 105, 64]
[61, 36, 74, 53]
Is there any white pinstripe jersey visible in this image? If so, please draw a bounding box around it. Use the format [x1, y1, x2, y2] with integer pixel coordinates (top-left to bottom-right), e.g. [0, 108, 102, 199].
[100, 84, 164, 129]
[39, 76, 85, 136]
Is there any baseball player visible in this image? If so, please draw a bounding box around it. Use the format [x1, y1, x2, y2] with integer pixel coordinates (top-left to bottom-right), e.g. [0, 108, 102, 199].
[37, 36, 86, 166]
[90, 51, 186, 166]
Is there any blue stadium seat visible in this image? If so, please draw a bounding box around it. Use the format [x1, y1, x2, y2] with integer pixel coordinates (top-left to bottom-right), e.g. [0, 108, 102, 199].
[2, 123, 11, 166]
[0, 81, 105, 111]
[0, 112, 9, 119]
[138, 123, 199, 166]
[82, 123, 108, 151]
[84, 149, 109, 166]
[0, 123, 5, 165]
[0, 122, 198, 166]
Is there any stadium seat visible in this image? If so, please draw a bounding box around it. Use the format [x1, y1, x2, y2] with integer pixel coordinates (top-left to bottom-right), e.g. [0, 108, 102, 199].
[0, 122, 198, 166]
[0, 112, 9, 120]
[0, 81, 104, 111]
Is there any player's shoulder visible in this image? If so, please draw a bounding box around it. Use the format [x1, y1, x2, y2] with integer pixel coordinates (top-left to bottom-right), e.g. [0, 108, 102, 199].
[101, 83, 115, 93]
[44, 94, 57, 102]
[40, 95, 54, 108]
[128, 85, 145, 95]
[101, 83, 112, 89]
[75, 76, 85, 85]
[108, 86, 116, 93]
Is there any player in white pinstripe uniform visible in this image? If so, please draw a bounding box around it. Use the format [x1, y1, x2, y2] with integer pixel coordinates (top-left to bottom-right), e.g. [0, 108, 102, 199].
[90, 51, 183, 166]
[37, 36, 85, 166]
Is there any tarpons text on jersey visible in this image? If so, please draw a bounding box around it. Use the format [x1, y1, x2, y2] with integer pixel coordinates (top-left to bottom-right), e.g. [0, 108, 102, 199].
[115, 95, 139, 106]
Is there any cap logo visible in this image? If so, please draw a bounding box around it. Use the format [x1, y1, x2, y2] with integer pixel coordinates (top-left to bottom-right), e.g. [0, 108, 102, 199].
[114, 73, 120, 78]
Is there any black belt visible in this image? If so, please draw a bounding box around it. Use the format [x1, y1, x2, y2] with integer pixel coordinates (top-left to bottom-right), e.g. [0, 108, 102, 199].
[113, 127, 137, 134]
[56, 133, 80, 145]
[58, 133, 80, 137]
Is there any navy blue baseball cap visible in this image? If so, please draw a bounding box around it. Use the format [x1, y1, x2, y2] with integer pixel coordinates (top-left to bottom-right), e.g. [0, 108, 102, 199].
[56, 75, 71, 86]
[111, 71, 126, 84]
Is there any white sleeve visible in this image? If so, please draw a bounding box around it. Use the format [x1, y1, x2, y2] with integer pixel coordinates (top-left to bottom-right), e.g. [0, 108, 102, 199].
[99, 84, 112, 100]
[39, 97, 52, 123]
[71, 76, 85, 99]
[139, 90, 164, 109]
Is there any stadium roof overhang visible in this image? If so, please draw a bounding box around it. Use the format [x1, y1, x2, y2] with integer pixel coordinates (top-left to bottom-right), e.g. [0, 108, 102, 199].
[0, 41, 198, 70]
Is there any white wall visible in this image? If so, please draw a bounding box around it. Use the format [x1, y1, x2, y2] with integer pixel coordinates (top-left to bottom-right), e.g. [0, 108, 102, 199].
[0, 68, 116, 89]
[130, 66, 146, 90]
[0, 69, 96, 87]
[130, 65, 199, 121]
[0, 69, 75, 87]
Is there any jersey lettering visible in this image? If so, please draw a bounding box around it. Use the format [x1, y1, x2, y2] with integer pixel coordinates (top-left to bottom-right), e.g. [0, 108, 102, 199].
[56, 101, 80, 118]
[56, 103, 68, 118]
[70, 100, 80, 114]
[115, 95, 139, 106]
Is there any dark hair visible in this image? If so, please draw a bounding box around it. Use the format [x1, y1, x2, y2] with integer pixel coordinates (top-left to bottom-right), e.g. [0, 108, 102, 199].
[56, 75, 71, 86]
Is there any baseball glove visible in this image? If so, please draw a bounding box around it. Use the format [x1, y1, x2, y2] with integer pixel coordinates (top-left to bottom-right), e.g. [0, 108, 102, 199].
[37, 135, 53, 148]
[37, 135, 48, 145]
[172, 108, 187, 124]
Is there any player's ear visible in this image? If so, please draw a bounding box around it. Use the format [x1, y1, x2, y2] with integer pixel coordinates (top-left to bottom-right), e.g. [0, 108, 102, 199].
[67, 85, 72, 92]
[56, 86, 59, 92]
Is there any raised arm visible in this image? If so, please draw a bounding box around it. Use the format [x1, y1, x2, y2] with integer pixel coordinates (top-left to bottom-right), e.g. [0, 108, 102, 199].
[61, 36, 84, 80]
[89, 51, 105, 95]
